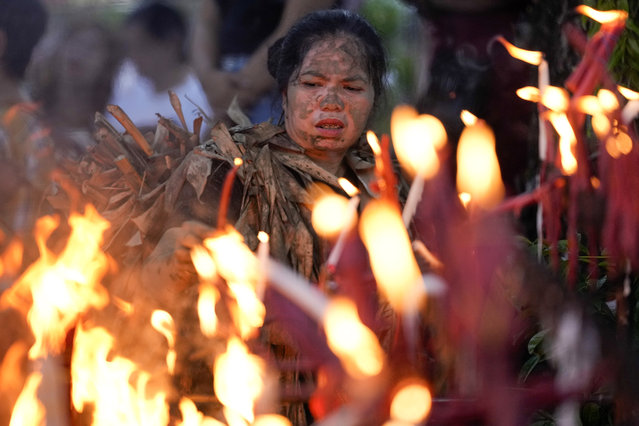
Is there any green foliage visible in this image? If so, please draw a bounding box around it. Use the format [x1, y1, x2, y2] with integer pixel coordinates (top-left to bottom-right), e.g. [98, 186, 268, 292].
[583, 0, 639, 90]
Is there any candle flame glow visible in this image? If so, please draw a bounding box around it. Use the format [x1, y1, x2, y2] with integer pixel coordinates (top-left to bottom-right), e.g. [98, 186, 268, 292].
[312, 192, 352, 238]
[366, 130, 381, 155]
[324, 297, 385, 379]
[516, 86, 540, 103]
[338, 177, 359, 197]
[456, 120, 505, 209]
[359, 199, 422, 311]
[460, 110, 478, 127]
[541, 86, 570, 112]
[389, 379, 433, 424]
[391, 105, 445, 178]
[575, 95, 604, 115]
[495, 36, 543, 65]
[214, 337, 266, 423]
[597, 89, 620, 112]
[575, 5, 628, 24]
[198, 282, 219, 337]
[618, 85, 639, 100]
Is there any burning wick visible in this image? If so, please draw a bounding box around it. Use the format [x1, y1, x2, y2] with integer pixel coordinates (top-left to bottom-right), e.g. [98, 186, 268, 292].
[217, 157, 243, 229]
[366, 130, 385, 193]
[325, 178, 360, 272]
[256, 231, 269, 300]
[391, 105, 446, 226]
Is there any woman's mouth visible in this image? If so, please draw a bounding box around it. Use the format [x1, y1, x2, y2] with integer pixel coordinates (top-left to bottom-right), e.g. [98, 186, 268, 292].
[316, 119, 345, 136]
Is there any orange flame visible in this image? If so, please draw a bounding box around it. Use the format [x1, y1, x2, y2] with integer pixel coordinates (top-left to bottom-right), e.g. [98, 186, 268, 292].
[359, 199, 422, 312]
[71, 323, 170, 425]
[177, 397, 225, 426]
[151, 310, 177, 374]
[541, 86, 570, 112]
[391, 105, 445, 178]
[456, 120, 505, 209]
[516, 86, 540, 103]
[9, 372, 45, 426]
[597, 88, 620, 112]
[389, 378, 433, 424]
[312, 192, 353, 239]
[495, 36, 543, 65]
[575, 5, 627, 24]
[460, 110, 478, 127]
[618, 85, 639, 100]
[547, 112, 578, 175]
[214, 337, 266, 423]
[1, 206, 111, 359]
[198, 282, 220, 337]
[324, 297, 385, 379]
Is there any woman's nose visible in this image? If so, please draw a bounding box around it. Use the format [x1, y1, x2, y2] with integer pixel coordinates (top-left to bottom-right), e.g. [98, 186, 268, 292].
[319, 87, 344, 111]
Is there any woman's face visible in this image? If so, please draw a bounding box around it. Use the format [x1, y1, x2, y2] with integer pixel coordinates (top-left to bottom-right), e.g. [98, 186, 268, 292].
[283, 35, 374, 163]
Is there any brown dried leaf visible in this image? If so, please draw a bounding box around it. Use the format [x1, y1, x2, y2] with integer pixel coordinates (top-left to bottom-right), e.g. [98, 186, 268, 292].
[227, 95, 252, 127]
[185, 153, 213, 200]
[272, 151, 341, 188]
[209, 122, 243, 159]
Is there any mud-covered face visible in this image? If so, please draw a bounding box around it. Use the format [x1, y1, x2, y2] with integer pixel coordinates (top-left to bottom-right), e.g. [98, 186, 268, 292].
[283, 35, 374, 167]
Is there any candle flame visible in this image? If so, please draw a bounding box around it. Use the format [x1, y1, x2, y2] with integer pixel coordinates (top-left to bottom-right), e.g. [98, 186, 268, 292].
[191, 245, 217, 281]
[198, 282, 220, 337]
[338, 177, 359, 197]
[541, 86, 570, 112]
[366, 130, 381, 155]
[391, 105, 445, 178]
[177, 397, 225, 425]
[597, 89, 620, 112]
[606, 130, 633, 158]
[233, 157, 243, 166]
[591, 113, 612, 139]
[203, 229, 258, 285]
[312, 192, 353, 238]
[389, 379, 433, 424]
[575, 95, 604, 115]
[516, 86, 540, 103]
[458, 192, 472, 209]
[214, 337, 266, 423]
[547, 112, 578, 175]
[456, 120, 505, 209]
[257, 231, 269, 244]
[9, 372, 45, 426]
[324, 297, 385, 378]
[495, 36, 543, 65]
[460, 110, 478, 126]
[151, 310, 177, 374]
[253, 414, 293, 426]
[359, 199, 422, 312]
[575, 5, 627, 24]
[618, 85, 639, 100]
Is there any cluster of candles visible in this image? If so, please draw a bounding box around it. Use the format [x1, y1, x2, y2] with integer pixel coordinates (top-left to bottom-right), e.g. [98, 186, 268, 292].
[1, 3, 639, 425]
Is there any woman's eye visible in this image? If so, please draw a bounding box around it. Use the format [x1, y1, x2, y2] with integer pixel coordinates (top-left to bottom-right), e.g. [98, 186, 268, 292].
[345, 85, 364, 92]
[301, 81, 321, 88]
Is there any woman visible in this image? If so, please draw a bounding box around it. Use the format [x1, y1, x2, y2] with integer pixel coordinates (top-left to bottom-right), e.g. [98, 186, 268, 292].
[140, 9, 390, 424]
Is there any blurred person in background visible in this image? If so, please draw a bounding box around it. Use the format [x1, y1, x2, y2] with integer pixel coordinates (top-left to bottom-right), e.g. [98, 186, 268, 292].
[0, 0, 54, 241]
[28, 18, 122, 159]
[190, 0, 335, 124]
[108, 0, 212, 135]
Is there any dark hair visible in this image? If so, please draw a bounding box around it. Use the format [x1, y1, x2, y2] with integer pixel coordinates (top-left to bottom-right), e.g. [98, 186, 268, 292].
[0, 0, 47, 80]
[126, 1, 187, 60]
[267, 9, 387, 106]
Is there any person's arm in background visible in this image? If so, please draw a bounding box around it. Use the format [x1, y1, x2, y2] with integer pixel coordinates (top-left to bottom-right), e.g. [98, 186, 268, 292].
[231, 0, 334, 109]
[191, 0, 334, 121]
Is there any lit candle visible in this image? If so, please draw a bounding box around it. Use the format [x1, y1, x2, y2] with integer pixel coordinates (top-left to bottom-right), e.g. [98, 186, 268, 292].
[256, 231, 269, 300]
[326, 178, 360, 272]
[217, 157, 243, 229]
[456, 117, 505, 210]
[390, 105, 446, 227]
